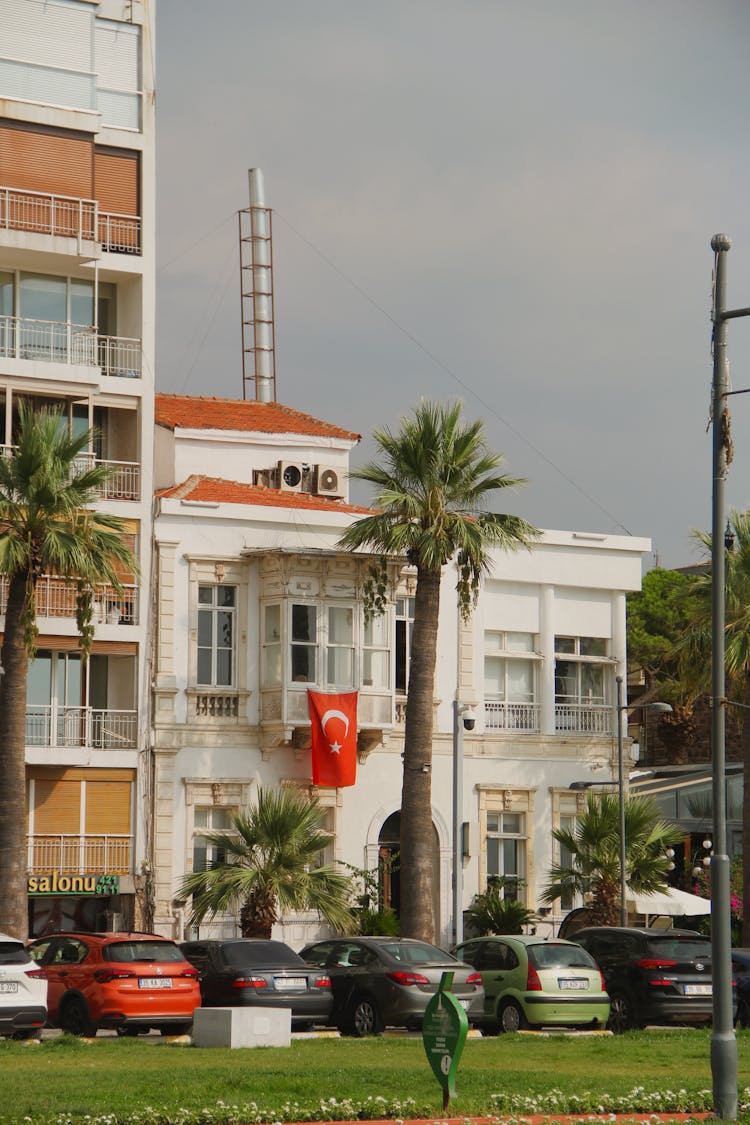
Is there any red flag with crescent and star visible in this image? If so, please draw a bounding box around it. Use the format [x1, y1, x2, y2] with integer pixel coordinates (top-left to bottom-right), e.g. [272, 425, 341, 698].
[307, 690, 358, 788]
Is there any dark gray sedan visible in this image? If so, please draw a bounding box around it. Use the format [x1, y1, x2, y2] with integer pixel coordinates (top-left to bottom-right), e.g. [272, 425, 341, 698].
[180, 939, 333, 1029]
[299, 936, 484, 1035]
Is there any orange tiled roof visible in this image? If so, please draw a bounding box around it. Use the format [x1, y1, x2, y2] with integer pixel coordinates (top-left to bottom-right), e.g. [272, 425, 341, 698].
[157, 476, 373, 515]
[155, 394, 360, 441]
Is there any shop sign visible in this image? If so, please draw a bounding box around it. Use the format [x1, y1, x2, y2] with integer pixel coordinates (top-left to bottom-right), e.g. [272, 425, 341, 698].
[28, 873, 120, 896]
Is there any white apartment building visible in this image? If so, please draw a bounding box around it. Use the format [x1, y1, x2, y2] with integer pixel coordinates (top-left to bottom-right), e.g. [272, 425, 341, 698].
[0, 0, 156, 935]
[152, 392, 649, 948]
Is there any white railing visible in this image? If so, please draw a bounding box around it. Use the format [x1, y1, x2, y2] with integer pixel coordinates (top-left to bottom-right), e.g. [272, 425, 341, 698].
[555, 703, 612, 734]
[25, 706, 138, 749]
[0, 184, 141, 255]
[0, 185, 96, 239]
[98, 210, 141, 254]
[0, 315, 141, 376]
[72, 454, 141, 501]
[484, 700, 541, 732]
[28, 834, 133, 874]
[0, 577, 139, 624]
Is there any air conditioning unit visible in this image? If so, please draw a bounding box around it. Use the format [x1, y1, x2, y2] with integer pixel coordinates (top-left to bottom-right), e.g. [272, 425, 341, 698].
[278, 461, 304, 492]
[316, 464, 343, 497]
[253, 468, 275, 489]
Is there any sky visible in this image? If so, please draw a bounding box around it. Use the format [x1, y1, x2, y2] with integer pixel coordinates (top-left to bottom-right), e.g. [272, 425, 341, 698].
[155, 1, 750, 570]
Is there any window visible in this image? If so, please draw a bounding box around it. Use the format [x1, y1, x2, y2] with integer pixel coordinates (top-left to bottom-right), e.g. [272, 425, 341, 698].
[558, 813, 577, 911]
[363, 612, 389, 688]
[483, 632, 538, 730]
[395, 596, 415, 694]
[197, 585, 236, 687]
[262, 603, 282, 687]
[486, 811, 526, 899]
[554, 636, 612, 733]
[291, 603, 317, 682]
[192, 807, 234, 873]
[327, 606, 354, 687]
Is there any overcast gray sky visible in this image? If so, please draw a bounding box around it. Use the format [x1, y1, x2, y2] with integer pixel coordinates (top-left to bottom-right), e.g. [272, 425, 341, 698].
[155, 1, 750, 569]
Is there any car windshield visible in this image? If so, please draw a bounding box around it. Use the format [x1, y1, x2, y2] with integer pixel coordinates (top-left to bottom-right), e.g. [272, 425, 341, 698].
[528, 943, 596, 970]
[645, 936, 712, 960]
[104, 941, 185, 963]
[221, 941, 304, 968]
[381, 942, 455, 964]
[0, 941, 29, 965]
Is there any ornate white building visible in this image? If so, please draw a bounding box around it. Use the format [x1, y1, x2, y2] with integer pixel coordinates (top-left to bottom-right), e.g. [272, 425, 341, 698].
[151, 392, 649, 948]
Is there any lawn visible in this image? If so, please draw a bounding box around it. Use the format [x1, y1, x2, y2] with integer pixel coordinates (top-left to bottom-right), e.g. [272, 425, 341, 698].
[1, 1029, 749, 1125]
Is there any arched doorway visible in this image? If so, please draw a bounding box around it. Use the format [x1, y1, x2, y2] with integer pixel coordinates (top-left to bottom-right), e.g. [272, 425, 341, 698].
[377, 811, 440, 934]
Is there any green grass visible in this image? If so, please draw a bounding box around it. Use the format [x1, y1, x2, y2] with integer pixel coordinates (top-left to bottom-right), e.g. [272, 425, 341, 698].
[0, 1029, 749, 1124]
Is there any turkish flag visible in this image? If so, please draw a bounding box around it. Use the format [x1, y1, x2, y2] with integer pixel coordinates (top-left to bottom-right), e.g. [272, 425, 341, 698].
[308, 690, 358, 788]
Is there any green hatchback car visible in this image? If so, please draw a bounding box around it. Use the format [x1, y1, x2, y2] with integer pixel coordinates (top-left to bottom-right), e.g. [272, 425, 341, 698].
[453, 935, 610, 1034]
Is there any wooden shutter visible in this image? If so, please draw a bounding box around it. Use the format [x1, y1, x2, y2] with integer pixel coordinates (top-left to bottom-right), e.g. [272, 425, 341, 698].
[94, 149, 139, 215]
[84, 781, 132, 835]
[0, 123, 93, 198]
[33, 779, 80, 834]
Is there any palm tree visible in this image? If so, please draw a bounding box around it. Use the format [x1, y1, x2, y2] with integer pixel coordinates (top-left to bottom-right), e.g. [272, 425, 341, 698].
[679, 507, 750, 944]
[0, 403, 137, 940]
[464, 880, 538, 936]
[541, 792, 683, 925]
[178, 786, 355, 938]
[338, 400, 536, 942]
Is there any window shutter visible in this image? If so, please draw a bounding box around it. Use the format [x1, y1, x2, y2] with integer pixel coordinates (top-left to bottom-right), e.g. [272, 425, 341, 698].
[85, 781, 132, 835]
[34, 780, 80, 834]
[94, 149, 139, 215]
[0, 123, 93, 198]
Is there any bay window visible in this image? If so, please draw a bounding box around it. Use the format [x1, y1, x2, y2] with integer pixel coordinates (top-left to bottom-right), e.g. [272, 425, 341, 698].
[554, 636, 612, 733]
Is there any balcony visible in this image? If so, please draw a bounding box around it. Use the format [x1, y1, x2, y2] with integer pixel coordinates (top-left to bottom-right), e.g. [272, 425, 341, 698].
[28, 834, 132, 875]
[0, 315, 141, 377]
[0, 184, 141, 254]
[72, 454, 141, 501]
[0, 576, 139, 624]
[484, 700, 541, 732]
[25, 706, 138, 750]
[555, 703, 612, 735]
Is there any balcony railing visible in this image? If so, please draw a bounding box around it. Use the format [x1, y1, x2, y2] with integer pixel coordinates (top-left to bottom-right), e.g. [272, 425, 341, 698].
[0, 184, 141, 254]
[25, 706, 138, 750]
[0, 315, 141, 377]
[28, 834, 132, 875]
[72, 454, 141, 501]
[484, 700, 541, 732]
[555, 702, 612, 735]
[0, 576, 139, 624]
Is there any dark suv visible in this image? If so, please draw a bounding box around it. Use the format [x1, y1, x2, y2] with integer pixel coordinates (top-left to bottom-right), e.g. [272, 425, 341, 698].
[571, 926, 734, 1032]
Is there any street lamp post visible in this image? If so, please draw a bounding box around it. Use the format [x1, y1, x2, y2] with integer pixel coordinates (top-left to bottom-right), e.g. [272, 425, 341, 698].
[452, 701, 476, 949]
[709, 234, 743, 1120]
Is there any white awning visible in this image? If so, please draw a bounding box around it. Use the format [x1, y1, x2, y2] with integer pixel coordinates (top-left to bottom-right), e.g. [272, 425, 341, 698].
[626, 886, 710, 917]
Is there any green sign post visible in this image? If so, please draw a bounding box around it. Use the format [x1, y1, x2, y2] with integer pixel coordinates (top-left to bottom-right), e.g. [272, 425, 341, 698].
[422, 970, 469, 1110]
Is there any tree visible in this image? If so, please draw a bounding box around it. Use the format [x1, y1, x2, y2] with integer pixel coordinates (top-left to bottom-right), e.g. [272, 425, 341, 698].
[541, 792, 683, 926]
[178, 786, 355, 938]
[627, 568, 700, 700]
[0, 404, 137, 941]
[338, 400, 536, 942]
[679, 508, 750, 944]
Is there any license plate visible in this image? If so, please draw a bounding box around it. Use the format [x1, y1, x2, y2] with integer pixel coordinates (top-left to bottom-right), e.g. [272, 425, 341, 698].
[458, 999, 471, 1011]
[138, 977, 173, 989]
[559, 978, 589, 990]
[684, 983, 712, 996]
[0, 982, 18, 993]
[274, 976, 306, 990]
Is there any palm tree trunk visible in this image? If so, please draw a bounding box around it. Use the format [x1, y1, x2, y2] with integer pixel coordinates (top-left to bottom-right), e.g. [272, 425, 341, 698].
[0, 572, 31, 941]
[742, 703, 750, 946]
[399, 565, 441, 942]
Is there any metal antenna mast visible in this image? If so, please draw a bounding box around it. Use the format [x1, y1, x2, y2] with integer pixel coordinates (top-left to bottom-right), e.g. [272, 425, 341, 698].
[239, 168, 276, 401]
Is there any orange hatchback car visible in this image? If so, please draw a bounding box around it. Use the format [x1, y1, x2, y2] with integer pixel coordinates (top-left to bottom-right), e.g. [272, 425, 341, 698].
[27, 932, 201, 1037]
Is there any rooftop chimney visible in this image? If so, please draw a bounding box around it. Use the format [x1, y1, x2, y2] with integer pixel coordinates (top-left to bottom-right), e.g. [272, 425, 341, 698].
[239, 168, 276, 401]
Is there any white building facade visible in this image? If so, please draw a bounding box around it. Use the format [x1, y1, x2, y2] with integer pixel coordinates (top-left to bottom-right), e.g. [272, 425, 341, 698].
[152, 393, 649, 948]
[0, 0, 156, 935]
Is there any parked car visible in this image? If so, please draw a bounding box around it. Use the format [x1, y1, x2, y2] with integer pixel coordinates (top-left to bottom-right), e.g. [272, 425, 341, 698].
[453, 934, 610, 1034]
[570, 926, 735, 1032]
[299, 936, 484, 1036]
[731, 948, 750, 1027]
[0, 932, 47, 1039]
[27, 932, 201, 1036]
[180, 939, 333, 1028]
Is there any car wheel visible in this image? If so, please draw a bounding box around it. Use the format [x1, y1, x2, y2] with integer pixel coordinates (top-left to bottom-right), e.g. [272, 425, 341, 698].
[347, 996, 382, 1037]
[607, 992, 636, 1033]
[60, 996, 96, 1038]
[116, 1026, 142, 1037]
[12, 1029, 41, 1041]
[736, 998, 750, 1029]
[498, 999, 527, 1034]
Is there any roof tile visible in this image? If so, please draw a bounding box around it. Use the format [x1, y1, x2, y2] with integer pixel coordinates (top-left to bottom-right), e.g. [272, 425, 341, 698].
[158, 476, 372, 515]
[155, 393, 360, 441]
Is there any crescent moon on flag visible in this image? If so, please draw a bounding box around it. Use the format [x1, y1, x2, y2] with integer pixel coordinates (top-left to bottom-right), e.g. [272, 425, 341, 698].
[321, 709, 350, 737]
